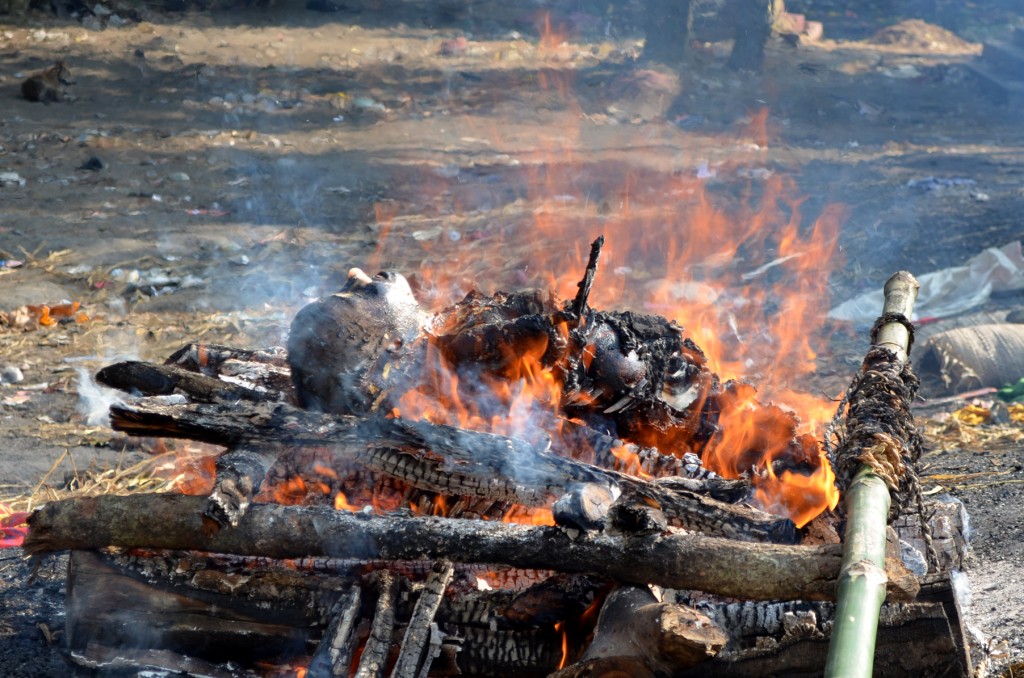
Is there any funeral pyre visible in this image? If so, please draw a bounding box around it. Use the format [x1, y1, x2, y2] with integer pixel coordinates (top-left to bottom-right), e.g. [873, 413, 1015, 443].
[23, 239, 971, 677]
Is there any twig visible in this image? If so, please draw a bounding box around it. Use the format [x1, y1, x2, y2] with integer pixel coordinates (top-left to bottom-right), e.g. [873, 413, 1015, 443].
[571, 235, 604, 318]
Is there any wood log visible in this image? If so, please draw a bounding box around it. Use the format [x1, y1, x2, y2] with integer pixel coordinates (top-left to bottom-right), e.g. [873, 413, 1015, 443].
[356, 570, 400, 678]
[96, 361, 279, 403]
[673, 578, 969, 677]
[26, 494, 918, 602]
[391, 561, 454, 678]
[307, 585, 362, 678]
[106, 399, 796, 543]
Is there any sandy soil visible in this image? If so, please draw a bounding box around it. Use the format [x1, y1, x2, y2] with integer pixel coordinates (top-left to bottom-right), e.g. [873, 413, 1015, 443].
[1, 1, 1023, 675]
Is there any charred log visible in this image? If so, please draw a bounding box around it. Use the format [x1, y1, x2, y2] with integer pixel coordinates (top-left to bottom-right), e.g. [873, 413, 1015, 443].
[307, 585, 362, 678]
[356, 570, 400, 678]
[96, 361, 278, 404]
[391, 561, 454, 677]
[104, 399, 796, 542]
[26, 494, 918, 602]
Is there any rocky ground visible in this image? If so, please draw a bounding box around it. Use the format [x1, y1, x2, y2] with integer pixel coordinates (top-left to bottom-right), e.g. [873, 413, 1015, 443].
[1, 0, 1023, 675]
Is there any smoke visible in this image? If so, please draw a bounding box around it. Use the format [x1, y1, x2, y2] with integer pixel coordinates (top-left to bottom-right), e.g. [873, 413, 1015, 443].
[75, 368, 125, 427]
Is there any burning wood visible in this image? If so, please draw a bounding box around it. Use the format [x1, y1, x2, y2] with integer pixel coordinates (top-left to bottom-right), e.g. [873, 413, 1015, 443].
[24, 250, 971, 676]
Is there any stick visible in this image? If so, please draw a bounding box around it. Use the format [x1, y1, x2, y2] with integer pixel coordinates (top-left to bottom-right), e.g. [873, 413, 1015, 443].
[571, 235, 604, 318]
[307, 586, 362, 678]
[96, 361, 277, 403]
[25, 494, 918, 602]
[391, 561, 454, 678]
[355, 570, 399, 678]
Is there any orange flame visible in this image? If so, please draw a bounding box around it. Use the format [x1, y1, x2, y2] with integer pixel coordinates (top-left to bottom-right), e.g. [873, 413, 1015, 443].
[334, 491, 356, 511]
[554, 621, 568, 670]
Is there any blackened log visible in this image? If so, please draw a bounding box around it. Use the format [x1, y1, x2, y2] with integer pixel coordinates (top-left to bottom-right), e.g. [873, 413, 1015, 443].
[163, 343, 295, 398]
[357, 570, 400, 678]
[308, 585, 362, 678]
[26, 494, 918, 602]
[451, 626, 564, 678]
[96, 361, 277, 403]
[106, 400, 794, 542]
[205, 446, 283, 527]
[673, 595, 967, 677]
[391, 561, 454, 678]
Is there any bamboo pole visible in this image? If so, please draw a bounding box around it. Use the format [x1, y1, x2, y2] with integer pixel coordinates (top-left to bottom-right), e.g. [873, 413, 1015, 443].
[824, 271, 919, 678]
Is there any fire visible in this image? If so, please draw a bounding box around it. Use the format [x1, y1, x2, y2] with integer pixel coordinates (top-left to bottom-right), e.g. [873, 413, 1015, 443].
[337, 21, 852, 527]
[502, 505, 555, 526]
[334, 491, 356, 511]
[554, 621, 568, 670]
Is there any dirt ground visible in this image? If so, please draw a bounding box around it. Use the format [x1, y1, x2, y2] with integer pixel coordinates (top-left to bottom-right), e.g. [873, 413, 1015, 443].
[2, 0, 1024, 675]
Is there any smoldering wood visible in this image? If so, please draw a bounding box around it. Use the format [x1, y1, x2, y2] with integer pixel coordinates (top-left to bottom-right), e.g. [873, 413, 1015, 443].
[26, 493, 918, 602]
[105, 398, 795, 542]
[391, 561, 454, 678]
[356, 569, 400, 678]
[205, 445, 283, 527]
[307, 585, 362, 678]
[570, 235, 603, 318]
[96, 361, 278, 404]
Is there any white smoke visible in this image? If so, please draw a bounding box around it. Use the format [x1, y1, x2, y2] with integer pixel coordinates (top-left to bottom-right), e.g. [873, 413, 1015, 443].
[76, 368, 125, 427]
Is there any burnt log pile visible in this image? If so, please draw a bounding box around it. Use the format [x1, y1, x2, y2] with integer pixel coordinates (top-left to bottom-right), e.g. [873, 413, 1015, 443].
[25, 242, 972, 677]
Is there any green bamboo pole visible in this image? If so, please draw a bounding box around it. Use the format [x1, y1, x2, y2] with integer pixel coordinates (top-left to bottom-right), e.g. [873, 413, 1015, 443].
[824, 271, 919, 678]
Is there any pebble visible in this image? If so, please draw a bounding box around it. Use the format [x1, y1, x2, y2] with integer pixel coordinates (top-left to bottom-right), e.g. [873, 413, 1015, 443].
[167, 172, 191, 182]
[0, 171, 25, 187]
[1, 366, 25, 384]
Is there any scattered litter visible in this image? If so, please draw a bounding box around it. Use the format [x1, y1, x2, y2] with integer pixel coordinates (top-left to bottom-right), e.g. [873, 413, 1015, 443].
[1, 260, 23, 269]
[351, 96, 387, 114]
[167, 172, 191, 182]
[185, 208, 230, 217]
[412, 226, 443, 241]
[881, 64, 922, 79]
[0, 392, 31, 407]
[906, 176, 976, 192]
[439, 36, 469, 56]
[829, 240, 1024, 323]
[0, 504, 29, 548]
[950, 403, 991, 426]
[971, 191, 990, 202]
[230, 255, 250, 266]
[0, 171, 26, 187]
[1, 302, 89, 331]
[109, 267, 205, 294]
[1, 366, 25, 384]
